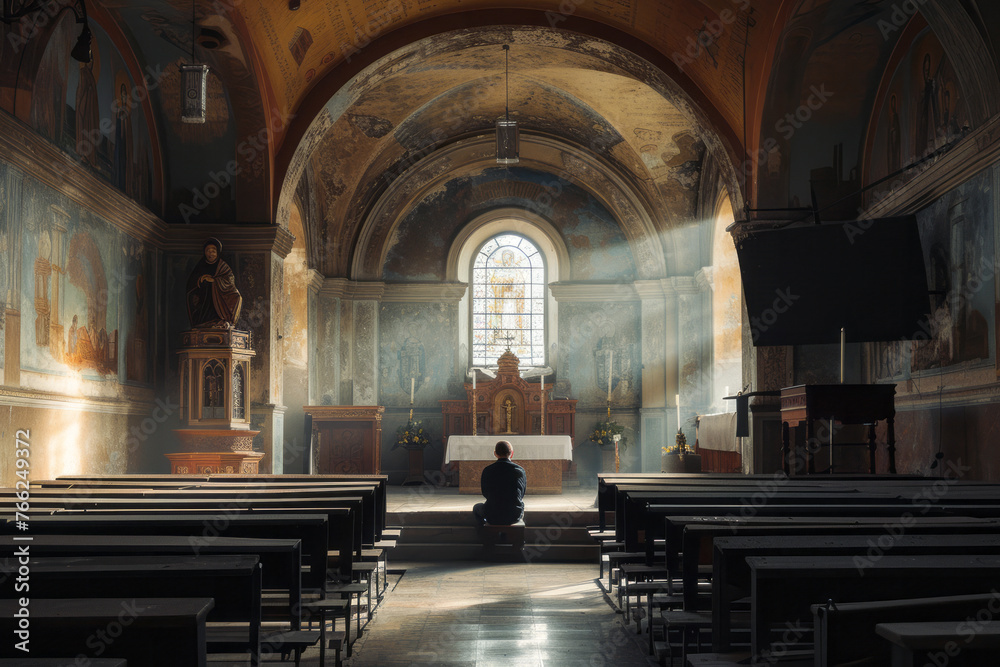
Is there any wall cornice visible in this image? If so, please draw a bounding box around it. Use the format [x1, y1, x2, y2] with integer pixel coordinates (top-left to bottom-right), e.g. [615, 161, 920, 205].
[319, 278, 386, 300]
[864, 114, 1000, 217]
[164, 224, 296, 256]
[0, 110, 167, 246]
[381, 282, 468, 303]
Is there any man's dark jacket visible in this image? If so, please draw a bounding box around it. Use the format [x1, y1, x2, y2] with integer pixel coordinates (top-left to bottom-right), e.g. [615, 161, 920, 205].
[480, 458, 526, 524]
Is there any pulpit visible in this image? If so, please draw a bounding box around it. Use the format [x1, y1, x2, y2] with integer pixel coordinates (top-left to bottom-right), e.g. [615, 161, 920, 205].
[439, 349, 577, 485]
[304, 405, 384, 474]
[168, 327, 262, 474]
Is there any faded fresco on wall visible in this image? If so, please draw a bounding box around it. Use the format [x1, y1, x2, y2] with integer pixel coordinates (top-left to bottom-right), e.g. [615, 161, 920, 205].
[558, 301, 641, 408]
[379, 302, 457, 404]
[869, 167, 995, 380]
[3, 160, 154, 384]
[867, 26, 969, 193]
[383, 167, 635, 282]
[29, 13, 157, 209]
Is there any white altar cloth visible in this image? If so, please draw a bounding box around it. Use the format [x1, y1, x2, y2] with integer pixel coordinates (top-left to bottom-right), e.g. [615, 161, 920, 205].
[444, 435, 573, 464]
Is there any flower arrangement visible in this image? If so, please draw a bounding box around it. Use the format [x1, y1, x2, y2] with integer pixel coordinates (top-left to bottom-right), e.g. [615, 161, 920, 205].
[662, 444, 680, 455]
[393, 419, 431, 450]
[589, 420, 627, 450]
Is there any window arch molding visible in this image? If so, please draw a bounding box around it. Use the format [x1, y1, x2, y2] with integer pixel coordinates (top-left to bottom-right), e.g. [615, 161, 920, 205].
[448, 208, 569, 370]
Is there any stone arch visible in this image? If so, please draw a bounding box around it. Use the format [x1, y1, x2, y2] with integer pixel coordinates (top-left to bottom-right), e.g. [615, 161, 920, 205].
[351, 133, 668, 282]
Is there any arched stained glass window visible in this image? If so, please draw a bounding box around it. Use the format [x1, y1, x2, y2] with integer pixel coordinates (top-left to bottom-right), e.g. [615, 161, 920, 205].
[472, 234, 545, 366]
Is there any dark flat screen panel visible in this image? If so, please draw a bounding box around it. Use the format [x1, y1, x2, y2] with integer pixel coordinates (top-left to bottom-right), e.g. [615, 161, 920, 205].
[737, 217, 931, 346]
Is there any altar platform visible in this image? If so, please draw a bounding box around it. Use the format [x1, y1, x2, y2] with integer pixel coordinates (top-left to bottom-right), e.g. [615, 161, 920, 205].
[384, 485, 601, 562]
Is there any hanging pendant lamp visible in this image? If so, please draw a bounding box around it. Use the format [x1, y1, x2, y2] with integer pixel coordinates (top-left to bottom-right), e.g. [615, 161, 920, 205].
[181, 0, 208, 123]
[496, 44, 519, 165]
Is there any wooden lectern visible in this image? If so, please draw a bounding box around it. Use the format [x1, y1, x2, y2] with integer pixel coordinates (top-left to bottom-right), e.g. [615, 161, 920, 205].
[304, 405, 384, 474]
[780, 383, 896, 475]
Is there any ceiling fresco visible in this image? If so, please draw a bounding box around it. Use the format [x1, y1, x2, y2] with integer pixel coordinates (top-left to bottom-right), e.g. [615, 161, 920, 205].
[2, 0, 997, 278]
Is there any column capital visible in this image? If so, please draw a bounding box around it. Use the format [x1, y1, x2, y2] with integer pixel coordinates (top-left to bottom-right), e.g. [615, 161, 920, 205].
[549, 282, 638, 302]
[669, 276, 699, 296]
[319, 278, 386, 300]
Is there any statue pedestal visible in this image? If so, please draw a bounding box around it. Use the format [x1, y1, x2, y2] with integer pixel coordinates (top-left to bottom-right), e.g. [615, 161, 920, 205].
[169, 327, 262, 473]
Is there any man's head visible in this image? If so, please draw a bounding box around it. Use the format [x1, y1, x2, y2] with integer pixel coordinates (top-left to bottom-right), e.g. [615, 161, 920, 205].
[204, 237, 222, 263]
[494, 440, 513, 459]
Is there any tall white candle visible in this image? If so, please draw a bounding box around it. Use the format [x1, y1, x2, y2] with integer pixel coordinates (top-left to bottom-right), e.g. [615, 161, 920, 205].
[540, 374, 544, 392]
[676, 393, 681, 428]
[410, 377, 415, 403]
[607, 351, 613, 400]
[472, 373, 476, 391]
[840, 327, 846, 384]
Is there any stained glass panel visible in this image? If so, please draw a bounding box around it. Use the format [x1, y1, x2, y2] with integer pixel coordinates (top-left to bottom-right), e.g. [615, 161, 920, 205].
[471, 233, 545, 367]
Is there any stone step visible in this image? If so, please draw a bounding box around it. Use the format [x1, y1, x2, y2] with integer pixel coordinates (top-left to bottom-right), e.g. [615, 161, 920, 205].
[392, 542, 600, 562]
[398, 524, 595, 545]
[386, 509, 599, 527]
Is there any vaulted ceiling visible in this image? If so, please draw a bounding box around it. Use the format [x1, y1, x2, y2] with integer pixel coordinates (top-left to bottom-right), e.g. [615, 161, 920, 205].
[5, 1, 998, 276]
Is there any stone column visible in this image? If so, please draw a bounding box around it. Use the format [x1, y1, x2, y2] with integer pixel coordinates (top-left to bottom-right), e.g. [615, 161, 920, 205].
[317, 279, 386, 407]
[635, 280, 668, 471]
[671, 276, 703, 436]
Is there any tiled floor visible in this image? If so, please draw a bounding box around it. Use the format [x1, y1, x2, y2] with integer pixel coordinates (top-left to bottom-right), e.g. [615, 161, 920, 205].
[343, 561, 658, 666]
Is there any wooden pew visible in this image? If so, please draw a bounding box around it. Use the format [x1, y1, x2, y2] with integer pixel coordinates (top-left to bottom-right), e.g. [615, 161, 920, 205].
[54, 473, 390, 541]
[20, 495, 364, 581]
[0, 598, 215, 666]
[27, 484, 376, 553]
[712, 533, 1000, 652]
[1, 554, 264, 665]
[2, 513, 331, 595]
[812, 593, 1000, 666]
[0, 661, 126, 666]
[875, 621, 1000, 666]
[0, 534, 305, 629]
[747, 554, 1000, 661]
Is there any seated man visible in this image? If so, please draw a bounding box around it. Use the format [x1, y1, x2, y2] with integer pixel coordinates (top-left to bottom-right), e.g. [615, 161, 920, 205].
[473, 440, 527, 526]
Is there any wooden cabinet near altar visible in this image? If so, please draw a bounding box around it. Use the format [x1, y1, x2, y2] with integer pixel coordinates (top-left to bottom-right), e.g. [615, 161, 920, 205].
[304, 405, 384, 474]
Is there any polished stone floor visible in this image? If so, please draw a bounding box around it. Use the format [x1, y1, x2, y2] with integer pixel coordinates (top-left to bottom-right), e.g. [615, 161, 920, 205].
[343, 561, 657, 666]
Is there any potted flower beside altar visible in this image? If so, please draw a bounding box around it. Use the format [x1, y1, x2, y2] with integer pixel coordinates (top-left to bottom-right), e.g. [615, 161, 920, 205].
[394, 418, 431, 485]
[661, 430, 702, 473]
[590, 419, 627, 472]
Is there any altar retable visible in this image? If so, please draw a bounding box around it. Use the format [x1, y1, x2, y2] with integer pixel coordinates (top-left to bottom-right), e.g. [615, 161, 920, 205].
[439, 348, 577, 494]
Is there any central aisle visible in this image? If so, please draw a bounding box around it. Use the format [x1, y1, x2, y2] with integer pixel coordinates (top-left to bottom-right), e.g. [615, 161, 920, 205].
[346, 561, 657, 666]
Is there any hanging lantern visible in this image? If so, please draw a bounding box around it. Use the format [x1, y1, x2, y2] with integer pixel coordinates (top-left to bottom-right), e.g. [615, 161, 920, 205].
[496, 45, 519, 165]
[181, 64, 209, 124]
[496, 118, 519, 165]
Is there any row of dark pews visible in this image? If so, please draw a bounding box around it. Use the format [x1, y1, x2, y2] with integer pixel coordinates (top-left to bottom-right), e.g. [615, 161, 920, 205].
[1, 473, 398, 667]
[594, 472, 1000, 666]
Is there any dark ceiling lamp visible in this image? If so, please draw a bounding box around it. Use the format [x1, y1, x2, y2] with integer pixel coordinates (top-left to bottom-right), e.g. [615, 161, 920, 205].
[70, 0, 91, 63]
[180, 0, 208, 123]
[1, 0, 91, 63]
[496, 44, 519, 165]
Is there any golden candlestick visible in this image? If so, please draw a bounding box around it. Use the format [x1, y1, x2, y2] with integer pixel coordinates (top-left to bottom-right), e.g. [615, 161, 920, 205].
[471, 389, 477, 436]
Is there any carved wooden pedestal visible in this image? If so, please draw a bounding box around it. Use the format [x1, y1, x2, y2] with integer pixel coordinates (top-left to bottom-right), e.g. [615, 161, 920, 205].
[167, 427, 263, 474]
[169, 328, 262, 473]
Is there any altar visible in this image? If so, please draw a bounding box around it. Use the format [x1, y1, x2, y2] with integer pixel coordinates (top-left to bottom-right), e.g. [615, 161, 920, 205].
[445, 435, 573, 494]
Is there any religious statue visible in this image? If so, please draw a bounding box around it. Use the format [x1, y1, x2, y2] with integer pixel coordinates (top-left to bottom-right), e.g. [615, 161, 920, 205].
[186, 237, 242, 329]
[502, 397, 516, 434]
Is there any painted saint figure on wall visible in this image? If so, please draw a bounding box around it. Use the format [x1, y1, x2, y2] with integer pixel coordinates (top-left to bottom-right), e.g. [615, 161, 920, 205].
[186, 237, 242, 329]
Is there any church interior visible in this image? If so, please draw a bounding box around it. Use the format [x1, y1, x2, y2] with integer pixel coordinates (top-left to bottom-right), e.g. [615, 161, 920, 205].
[2, 0, 1000, 665]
